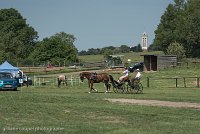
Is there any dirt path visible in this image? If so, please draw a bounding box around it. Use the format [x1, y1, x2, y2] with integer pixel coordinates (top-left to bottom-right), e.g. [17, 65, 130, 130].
[106, 98, 200, 109]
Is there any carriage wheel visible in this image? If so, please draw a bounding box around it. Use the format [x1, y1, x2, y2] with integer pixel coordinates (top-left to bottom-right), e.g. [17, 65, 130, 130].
[117, 84, 125, 93]
[126, 84, 132, 94]
[113, 86, 118, 93]
[129, 85, 138, 94]
[124, 83, 131, 94]
[137, 83, 143, 93]
[127, 83, 138, 94]
[126, 82, 135, 94]
[132, 83, 143, 94]
[125, 81, 132, 94]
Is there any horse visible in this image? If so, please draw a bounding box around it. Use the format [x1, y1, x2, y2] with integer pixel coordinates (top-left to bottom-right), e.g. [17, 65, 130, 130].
[79, 72, 111, 93]
[58, 75, 67, 87]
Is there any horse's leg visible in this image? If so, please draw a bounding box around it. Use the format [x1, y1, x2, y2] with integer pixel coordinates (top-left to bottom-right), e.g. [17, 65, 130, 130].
[91, 81, 98, 92]
[105, 82, 109, 93]
[65, 80, 67, 86]
[89, 83, 94, 93]
[91, 82, 95, 91]
[57, 78, 59, 87]
[65, 76, 67, 86]
[58, 78, 60, 87]
[92, 81, 98, 92]
[88, 80, 90, 88]
[88, 80, 92, 93]
[105, 80, 111, 93]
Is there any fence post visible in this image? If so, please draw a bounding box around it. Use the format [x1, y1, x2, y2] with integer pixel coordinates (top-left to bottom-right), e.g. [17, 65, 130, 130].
[147, 77, 149, 88]
[183, 77, 186, 88]
[197, 77, 199, 88]
[175, 78, 178, 88]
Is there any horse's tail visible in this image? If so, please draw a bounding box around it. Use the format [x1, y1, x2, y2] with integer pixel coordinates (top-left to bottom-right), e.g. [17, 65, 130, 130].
[109, 75, 120, 88]
[109, 75, 114, 82]
[109, 75, 116, 85]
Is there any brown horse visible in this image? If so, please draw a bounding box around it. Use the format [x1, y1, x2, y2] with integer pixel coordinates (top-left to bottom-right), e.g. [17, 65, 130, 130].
[79, 72, 111, 93]
[58, 75, 67, 87]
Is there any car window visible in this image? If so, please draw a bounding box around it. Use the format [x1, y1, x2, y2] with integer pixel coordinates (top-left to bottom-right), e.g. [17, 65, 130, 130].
[0, 73, 13, 79]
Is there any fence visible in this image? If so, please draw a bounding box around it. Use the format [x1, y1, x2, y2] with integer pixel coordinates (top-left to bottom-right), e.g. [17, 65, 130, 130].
[146, 76, 200, 88]
[20, 67, 65, 73]
[33, 75, 82, 87]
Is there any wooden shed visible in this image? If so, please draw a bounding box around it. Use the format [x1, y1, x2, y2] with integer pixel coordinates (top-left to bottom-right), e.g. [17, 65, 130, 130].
[141, 55, 177, 71]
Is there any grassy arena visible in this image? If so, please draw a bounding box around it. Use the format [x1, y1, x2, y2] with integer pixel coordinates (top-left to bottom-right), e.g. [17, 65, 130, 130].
[1, 67, 200, 134]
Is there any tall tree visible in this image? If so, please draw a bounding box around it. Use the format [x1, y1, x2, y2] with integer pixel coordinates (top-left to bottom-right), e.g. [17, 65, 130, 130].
[183, 0, 200, 57]
[0, 8, 38, 64]
[153, 0, 186, 53]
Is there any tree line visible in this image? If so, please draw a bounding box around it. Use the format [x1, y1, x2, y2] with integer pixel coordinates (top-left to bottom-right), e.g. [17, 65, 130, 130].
[78, 44, 142, 56]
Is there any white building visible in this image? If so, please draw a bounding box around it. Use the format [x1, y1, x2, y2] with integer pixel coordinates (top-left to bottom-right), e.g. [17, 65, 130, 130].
[141, 32, 148, 51]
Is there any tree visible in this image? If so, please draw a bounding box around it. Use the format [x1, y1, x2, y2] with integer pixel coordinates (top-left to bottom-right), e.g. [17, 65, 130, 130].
[130, 44, 142, 52]
[78, 50, 88, 56]
[166, 42, 186, 61]
[87, 48, 101, 55]
[153, 0, 186, 53]
[103, 49, 113, 60]
[119, 45, 130, 53]
[182, 0, 200, 57]
[152, 0, 200, 58]
[30, 32, 78, 65]
[0, 8, 38, 64]
[101, 46, 116, 54]
[137, 44, 143, 52]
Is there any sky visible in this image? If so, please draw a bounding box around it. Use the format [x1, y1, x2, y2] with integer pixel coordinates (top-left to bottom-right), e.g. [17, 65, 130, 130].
[0, 0, 174, 51]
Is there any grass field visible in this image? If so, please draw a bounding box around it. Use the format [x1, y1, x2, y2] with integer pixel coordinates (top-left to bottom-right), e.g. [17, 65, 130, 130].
[1, 67, 200, 134]
[78, 51, 164, 63]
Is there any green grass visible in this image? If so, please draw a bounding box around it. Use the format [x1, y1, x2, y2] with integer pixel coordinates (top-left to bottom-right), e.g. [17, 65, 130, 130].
[1, 66, 200, 134]
[78, 54, 105, 62]
[1, 77, 200, 134]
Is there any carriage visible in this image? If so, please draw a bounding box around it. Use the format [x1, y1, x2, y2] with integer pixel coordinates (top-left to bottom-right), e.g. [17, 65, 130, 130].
[109, 75, 143, 94]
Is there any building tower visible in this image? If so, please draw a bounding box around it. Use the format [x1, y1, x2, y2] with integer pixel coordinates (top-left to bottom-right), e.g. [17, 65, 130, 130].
[141, 32, 148, 51]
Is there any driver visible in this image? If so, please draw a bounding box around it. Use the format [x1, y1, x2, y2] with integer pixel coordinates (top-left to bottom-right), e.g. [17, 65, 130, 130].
[132, 69, 141, 83]
[118, 67, 129, 83]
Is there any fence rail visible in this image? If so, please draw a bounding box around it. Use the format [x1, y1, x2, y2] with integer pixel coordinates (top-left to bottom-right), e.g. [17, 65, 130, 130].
[33, 75, 82, 87]
[146, 76, 200, 88]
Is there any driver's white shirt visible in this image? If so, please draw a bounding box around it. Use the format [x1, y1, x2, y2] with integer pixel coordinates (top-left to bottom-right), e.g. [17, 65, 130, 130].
[135, 72, 141, 78]
[123, 70, 129, 76]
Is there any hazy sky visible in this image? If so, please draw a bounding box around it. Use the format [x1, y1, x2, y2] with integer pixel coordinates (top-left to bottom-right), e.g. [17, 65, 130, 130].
[0, 0, 174, 51]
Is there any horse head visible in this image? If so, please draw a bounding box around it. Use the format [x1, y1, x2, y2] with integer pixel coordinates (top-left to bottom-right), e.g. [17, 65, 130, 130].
[80, 72, 93, 82]
[79, 72, 86, 82]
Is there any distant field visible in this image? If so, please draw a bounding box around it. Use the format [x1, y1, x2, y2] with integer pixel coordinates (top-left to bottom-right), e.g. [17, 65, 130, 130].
[78, 51, 163, 63]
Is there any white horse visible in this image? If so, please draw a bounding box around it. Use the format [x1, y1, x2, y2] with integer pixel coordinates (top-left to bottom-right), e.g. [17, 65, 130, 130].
[58, 75, 67, 87]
